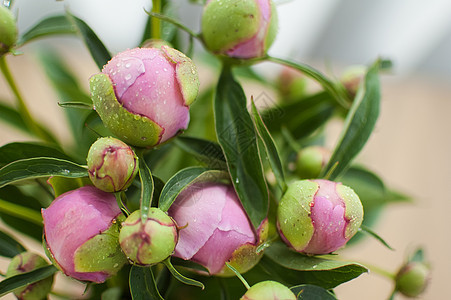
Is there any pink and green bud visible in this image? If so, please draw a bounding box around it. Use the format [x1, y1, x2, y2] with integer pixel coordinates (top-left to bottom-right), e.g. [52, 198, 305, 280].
[295, 146, 331, 179]
[277, 66, 307, 101]
[201, 0, 278, 59]
[277, 179, 363, 255]
[90, 46, 199, 147]
[6, 252, 54, 300]
[168, 182, 264, 276]
[241, 281, 296, 300]
[395, 262, 430, 298]
[0, 5, 17, 56]
[119, 209, 178, 265]
[42, 186, 127, 283]
[87, 137, 138, 192]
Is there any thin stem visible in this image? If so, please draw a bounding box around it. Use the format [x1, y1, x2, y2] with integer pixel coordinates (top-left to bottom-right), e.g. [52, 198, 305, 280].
[115, 192, 130, 216]
[146, 11, 199, 39]
[151, 0, 162, 39]
[225, 262, 250, 290]
[0, 56, 56, 144]
[0, 198, 43, 225]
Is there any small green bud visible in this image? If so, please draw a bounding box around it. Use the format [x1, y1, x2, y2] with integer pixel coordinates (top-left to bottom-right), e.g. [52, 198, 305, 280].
[241, 281, 296, 300]
[395, 262, 430, 298]
[119, 209, 178, 265]
[87, 137, 138, 192]
[295, 146, 331, 179]
[6, 252, 54, 300]
[0, 5, 17, 56]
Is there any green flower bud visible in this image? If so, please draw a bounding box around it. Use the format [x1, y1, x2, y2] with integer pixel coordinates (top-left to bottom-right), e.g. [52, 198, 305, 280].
[0, 5, 17, 56]
[295, 146, 330, 179]
[341, 65, 366, 99]
[241, 281, 296, 300]
[201, 0, 278, 59]
[6, 252, 54, 300]
[87, 137, 138, 192]
[395, 262, 430, 298]
[119, 209, 178, 265]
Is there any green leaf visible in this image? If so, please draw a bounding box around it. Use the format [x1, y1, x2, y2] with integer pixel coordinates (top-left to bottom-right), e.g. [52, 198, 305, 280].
[101, 287, 122, 300]
[263, 241, 367, 289]
[0, 101, 28, 133]
[0, 157, 88, 188]
[214, 67, 268, 229]
[250, 99, 286, 191]
[174, 136, 226, 169]
[0, 142, 72, 168]
[0, 231, 26, 258]
[0, 265, 57, 297]
[267, 56, 350, 109]
[137, 152, 154, 222]
[409, 248, 425, 263]
[170, 257, 210, 274]
[359, 225, 394, 250]
[321, 60, 382, 180]
[158, 167, 229, 212]
[58, 101, 93, 110]
[0, 186, 43, 241]
[163, 258, 204, 289]
[263, 92, 335, 140]
[67, 13, 111, 69]
[17, 15, 76, 45]
[291, 284, 337, 299]
[129, 265, 163, 300]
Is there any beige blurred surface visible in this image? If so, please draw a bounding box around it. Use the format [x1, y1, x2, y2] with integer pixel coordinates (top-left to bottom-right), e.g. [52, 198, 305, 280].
[0, 44, 449, 299]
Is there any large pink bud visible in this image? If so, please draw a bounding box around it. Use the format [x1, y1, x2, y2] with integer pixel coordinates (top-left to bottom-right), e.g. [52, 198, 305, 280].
[42, 186, 127, 283]
[277, 179, 363, 255]
[168, 182, 265, 276]
[90, 46, 199, 147]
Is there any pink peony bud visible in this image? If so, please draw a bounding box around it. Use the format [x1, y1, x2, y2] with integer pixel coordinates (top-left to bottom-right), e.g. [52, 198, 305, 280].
[87, 137, 138, 192]
[201, 0, 278, 59]
[168, 182, 263, 275]
[241, 281, 296, 300]
[119, 209, 178, 266]
[277, 179, 363, 255]
[90, 46, 199, 147]
[6, 252, 54, 300]
[42, 186, 127, 283]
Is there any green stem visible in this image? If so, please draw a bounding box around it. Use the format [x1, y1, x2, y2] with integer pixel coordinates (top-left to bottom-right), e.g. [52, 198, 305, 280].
[151, 0, 162, 39]
[225, 262, 250, 290]
[0, 56, 56, 144]
[0, 198, 43, 225]
[115, 192, 130, 217]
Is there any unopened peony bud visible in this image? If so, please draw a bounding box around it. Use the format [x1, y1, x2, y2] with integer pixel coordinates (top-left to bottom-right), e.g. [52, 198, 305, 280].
[119, 209, 178, 265]
[6, 252, 54, 300]
[42, 186, 127, 283]
[277, 66, 307, 101]
[277, 179, 363, 255]
[395, 262, 430, 298]
[201, 0, 278, 59]
[0, 5, 17, 56]
[295, 146, 330, 179]
[90, 46, 199, 147]
[168, 182, 264, 276]
[241, 281, 296, 300]
[87, 137, 138, 192]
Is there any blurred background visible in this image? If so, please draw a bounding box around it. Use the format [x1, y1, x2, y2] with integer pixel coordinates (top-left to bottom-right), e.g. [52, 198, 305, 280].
[1, 0, 450, 299]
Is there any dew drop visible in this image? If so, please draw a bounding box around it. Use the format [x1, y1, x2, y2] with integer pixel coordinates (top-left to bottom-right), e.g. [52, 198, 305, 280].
[125, 74, 132, 80]
[125, 63, 131, 68]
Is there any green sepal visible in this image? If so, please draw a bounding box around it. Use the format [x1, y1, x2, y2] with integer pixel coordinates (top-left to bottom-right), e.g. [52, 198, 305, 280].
[73, 217, 127, 275]
[336, 184, 364, 240]
[161, 46, 199, 106]
[89, 74, 163, 147]
[277, 180, 318, 251]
